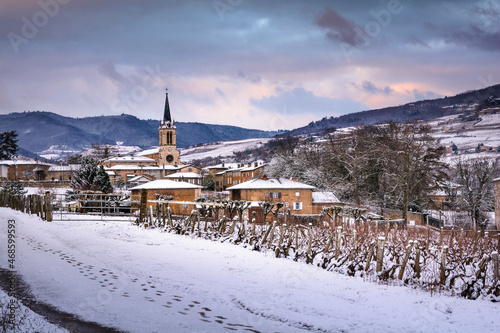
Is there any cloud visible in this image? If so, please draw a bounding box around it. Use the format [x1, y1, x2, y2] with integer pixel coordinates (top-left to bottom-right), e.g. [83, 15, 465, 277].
[250, 87, 367, 116]
[315, 6, 360, 46]
[215, 87, 225, 97]
[237, 71, 262, 84]
[410, 89, 443, 101]
[352, 81, 394, 95]
[98, 62, 128, 86]
[423, 1, 500, 51]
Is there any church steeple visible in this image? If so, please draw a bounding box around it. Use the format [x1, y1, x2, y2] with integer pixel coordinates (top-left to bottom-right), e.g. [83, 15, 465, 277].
[163, 88, 172, 124]
[158, 88, 180, 167]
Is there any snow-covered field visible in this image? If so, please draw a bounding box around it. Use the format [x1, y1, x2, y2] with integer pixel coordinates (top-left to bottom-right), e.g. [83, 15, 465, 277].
[180, 138, 271, 162]
[1, 208, 499, 333]
[430, 113, 500, 150]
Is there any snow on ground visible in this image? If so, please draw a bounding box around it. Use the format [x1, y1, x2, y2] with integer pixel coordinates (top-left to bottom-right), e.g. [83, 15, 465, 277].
[0, 288, 69, 332]
[1, 208, 499, 333]
[477, 113, 500, 126]
[180, 138, 271, 162]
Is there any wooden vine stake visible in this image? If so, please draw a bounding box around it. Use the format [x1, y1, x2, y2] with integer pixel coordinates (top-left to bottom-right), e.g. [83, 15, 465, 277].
[307, 223, 313, 257]
[398, 240, 414, 280]
[139, 189, 148, 224]
[440, 246, 448, 285]
[492, 252, 499, 282]
[376, 237, 385, 273]
[335, 226, 342, 260]
[414, 241, 421, 279]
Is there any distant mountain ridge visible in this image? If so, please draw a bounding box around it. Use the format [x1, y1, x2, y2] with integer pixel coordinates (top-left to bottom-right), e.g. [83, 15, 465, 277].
[0, 111, 279, 159]
[287, 84, 500, 136]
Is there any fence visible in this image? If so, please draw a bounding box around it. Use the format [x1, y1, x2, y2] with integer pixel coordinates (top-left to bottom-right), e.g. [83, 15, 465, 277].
[51, 192, 141, 221]
[0, 192, 52, 222]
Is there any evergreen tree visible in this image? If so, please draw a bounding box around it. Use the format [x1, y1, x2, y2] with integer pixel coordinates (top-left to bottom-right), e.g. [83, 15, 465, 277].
[0, 131, 19, 160]
[1, 180, 27, 195]
[71, 157, 113, 193]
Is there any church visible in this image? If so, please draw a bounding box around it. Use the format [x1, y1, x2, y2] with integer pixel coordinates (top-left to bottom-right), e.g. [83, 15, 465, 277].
[102, 89, 202, 186]
[157, 88, 181, 166]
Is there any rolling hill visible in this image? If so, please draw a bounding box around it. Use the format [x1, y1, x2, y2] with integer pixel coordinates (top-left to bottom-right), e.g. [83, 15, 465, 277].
[0, 111, 278, 159]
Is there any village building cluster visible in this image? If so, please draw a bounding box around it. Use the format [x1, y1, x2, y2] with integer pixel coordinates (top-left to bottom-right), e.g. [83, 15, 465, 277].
[2, 91, 499, 229]
[0, 90, 344, 221]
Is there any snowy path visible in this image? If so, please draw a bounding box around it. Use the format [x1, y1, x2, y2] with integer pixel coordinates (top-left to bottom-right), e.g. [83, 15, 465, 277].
[1, 208, 499, 333]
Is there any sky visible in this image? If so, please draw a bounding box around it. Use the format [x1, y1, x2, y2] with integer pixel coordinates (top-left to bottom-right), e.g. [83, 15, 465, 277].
[0, 0, 499, 131]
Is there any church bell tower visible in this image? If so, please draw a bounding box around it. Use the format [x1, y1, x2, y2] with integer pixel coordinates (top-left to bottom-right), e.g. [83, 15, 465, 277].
[158, 88, 181, 166]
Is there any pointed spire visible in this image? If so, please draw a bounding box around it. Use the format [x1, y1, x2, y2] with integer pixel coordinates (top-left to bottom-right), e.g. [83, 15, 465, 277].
[163, 87, 172, 124]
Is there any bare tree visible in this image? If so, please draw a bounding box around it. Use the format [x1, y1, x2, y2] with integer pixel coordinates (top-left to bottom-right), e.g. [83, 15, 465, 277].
[453, 156, 499, 229]
[376, 123, 447, 221]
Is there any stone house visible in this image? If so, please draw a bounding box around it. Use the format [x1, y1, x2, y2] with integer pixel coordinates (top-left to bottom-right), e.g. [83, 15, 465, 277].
[130, 179, 202, 216]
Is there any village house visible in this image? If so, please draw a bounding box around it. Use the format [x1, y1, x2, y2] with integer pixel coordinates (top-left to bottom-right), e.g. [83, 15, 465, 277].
[47, 164, 80, 182]
[0, 159, 52, 181]
[130, 179, 202, 216]
[101, 156, 157, 168]
[428, 182, 461, 210]
[212, 162, 265, 191]
[166, 171, 203, 185]
[478, 107, 500, 115]
[126, 174, 155, 188]
[227, 177, 340, 221]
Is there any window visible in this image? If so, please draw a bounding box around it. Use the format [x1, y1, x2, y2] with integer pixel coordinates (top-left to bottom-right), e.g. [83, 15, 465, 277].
[295, 192, 300, 197]
[271, 192, 281, 199]
[183, 204, 188, 210]
[293, 202, 302, 210]
[188, 168, 192, 172]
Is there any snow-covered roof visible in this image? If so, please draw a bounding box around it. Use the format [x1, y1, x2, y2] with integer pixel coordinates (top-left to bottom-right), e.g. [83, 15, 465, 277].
[213, 163, 266, 175]
[48, 164, 79, 172]
[103, 156, 156, 163]
[137, 148, 159, 156]
[312, 192, 339, 204]
[227, 178, 316, 190]
[166, 172, 202, 179]
[105, 165, 161, 171]
[130, 179, 202, 190]
[240, 163, 266, 172]
[0, 159, 52, 166]
[494, 177, 500, 182]
[128, 175, 152, 182]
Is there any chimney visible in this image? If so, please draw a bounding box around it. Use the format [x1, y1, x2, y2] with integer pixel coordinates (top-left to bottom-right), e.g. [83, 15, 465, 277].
[222, 162, 225, 167]
[262, 175, 268, 180]
[291, 177, 297, 182]
[248, 163, 251, 167]
[254, 162, 258, 167]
